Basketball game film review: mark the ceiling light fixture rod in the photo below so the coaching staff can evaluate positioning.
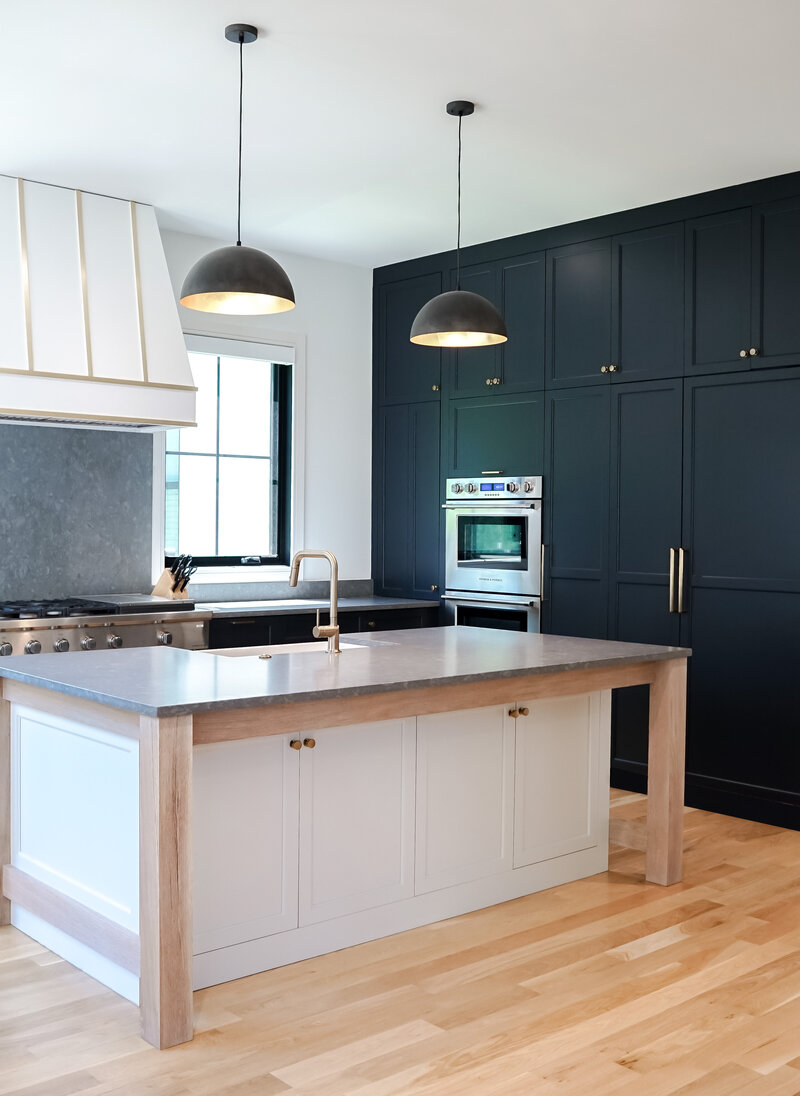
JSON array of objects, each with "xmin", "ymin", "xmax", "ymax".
[
  {"xmin": 236, "ymin": 33, "xmax": 244, "ymax": 246},
  {"xmin": 456, "ymin": 111, "xmax": 462, "ymax": 290}
]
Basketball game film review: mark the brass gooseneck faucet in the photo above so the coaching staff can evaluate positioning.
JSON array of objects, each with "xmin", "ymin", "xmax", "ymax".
[{"xmin": 288, "ymin": 549, "xmax": 340, "ymax": 654}]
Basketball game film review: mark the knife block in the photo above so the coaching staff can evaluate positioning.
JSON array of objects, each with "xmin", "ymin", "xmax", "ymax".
[{"xmin": 151, "ymin": 568, "xmax": 189, "ymax": 599}]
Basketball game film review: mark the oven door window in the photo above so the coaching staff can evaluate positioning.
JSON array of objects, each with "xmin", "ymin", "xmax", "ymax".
[
  {"xmin": 457, "ymin": 514, "xmax": 527, "ymax": 570},
  {"xmin": 456, "ymin": 604, "xmax": 530, "ymax": 631}
]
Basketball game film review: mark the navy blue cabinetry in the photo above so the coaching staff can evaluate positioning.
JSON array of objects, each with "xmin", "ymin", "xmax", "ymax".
[
  {"xmin": 679, "ymin": 369, "xmax": 800, "ymax": 824},
  {"xmin": 685, "ymin": 209, "xmax": 752, "ymax": 375},
  {"xmin": 373, "ymin": 401, "xmax": 441, "ymax": 599},
  {"xmin": 542, "ymin": 386, "xmax": 610, "ymax": 639},
  {"xmin": 376, "ymin": 273, "xmax": 443, "ymax": 404},
  {"xmin": 752, "ymin": 196, "xmax": 800, "ymax": 368},
  {"xmin": 608, "ymin": 380, "xmax": 683, "ymax": 784},
  {"xmin": 546, "ymin": 239, "xmax": 612, "ymax": 388},
  {"xmin": 447, "ymin": 391, "xmax": 544, "ymax": 479},
  {"xmin": 449, "ymin": 253, "xmax": 546, "ymax": 397}
]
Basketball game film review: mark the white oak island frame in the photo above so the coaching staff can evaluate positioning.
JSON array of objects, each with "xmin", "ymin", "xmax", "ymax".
[{"xmin": 0, "ymin": 637, "xmax": 688, "ymax": 1049}]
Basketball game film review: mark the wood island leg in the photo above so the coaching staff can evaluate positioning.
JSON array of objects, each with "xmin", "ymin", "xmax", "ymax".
[
  {"xmin": 0, "ymin": 685, "xmax": 9, "ymax": 926},
  {"xmin": 645, "ymin": 658, "xmax": 688, "ymax": 885},
  {"xmin": 138, "ymin": 714, "xmax": 194, "ymax": 1048}
]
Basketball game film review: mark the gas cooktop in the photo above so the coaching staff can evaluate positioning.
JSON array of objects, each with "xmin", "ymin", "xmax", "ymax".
[{"xmin": 0, "ymin": 595, "xmax": 196, "ymax": 620}]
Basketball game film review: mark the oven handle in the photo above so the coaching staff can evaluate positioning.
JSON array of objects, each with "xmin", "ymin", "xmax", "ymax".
[
  {"xmin": 441, "ymin": 502, "xmax": 540, "ymax": 510},
  {"xmin": 442, "ymin": 594, "xmax": 540, "ymax": 609}
]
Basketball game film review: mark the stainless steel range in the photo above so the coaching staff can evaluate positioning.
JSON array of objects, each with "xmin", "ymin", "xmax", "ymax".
[
  {"xmin": 443, "ymin": 474, "xmax": 543, "ymax": 633},
  {"xmin": 0, "ymin": 598, "xmax": 209, "ymax": 656}
]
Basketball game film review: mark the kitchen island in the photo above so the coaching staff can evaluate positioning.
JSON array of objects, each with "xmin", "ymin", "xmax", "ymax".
[{"xmin": 0, "ymin": 628, "xmax": 689, "ymax": 1049}]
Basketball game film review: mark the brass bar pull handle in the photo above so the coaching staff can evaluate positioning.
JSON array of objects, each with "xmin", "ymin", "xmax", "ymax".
[
  {"xmin": 540, "ymin": 544, "xmax": 547, "ymax": 602},
  {"xmin": 668, "ymin": 548, "xmax": 677, "ymax": 613},
  {"xmin": 481, "ymin": 470, "xmax": 503, "ymax": 476},
  {"xmin": 677, "ymin": 547, "xmax": 687, "ymax": 614}
]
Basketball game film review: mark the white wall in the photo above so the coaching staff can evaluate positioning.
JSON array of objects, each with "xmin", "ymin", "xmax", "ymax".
[{"xmin": 160, "ymin": 228, "xmax": 373, "ymax": 582}]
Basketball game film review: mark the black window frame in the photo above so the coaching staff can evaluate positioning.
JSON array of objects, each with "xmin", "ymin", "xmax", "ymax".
[{"xmin": 165, "ymin": 357, "xmax": 292, "ymax": 570}]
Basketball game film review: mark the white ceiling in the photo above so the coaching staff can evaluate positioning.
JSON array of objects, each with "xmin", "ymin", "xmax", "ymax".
[{"xmin": 3, "ymin": 0, "xmax": 800, "ymax": 268}]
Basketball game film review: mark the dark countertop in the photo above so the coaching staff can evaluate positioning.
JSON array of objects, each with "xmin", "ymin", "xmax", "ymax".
[
  {"xmin": 0, "ymin": 627, "xmax": 690, "ymax": 718},
  {"xmin": 196, "ymin": 596, "xmax": 440, "ymax": 618}
]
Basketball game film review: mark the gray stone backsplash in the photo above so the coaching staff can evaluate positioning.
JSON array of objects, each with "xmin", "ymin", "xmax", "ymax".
[
  {"xmin": 190, "ymin": 578, "xmax": 373, "ymax": 602},
  {"xmin": 0, "ymin": 424, "xmax": 154, "ymax": 600}
]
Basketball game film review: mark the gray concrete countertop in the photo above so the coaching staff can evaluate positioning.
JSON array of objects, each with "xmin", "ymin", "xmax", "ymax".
[
  {"xmin": 0, "ymin": 628, "xmax": 690, "ymax": 719},
  {"xmin": 196, "ymin": 596, "xmax": 440, "ymax": 617}
]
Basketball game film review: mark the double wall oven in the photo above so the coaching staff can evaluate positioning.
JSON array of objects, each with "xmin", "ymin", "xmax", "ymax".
[{"xmin": 443, "ymin": 474, "xmax": 543, "ymax": 633}]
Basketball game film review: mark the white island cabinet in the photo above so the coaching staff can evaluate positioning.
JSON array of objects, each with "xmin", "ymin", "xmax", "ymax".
[
  {"xmin": 0, "ymin": 629, "xmax": 690, "ymax": 1047},
  {"xmin": 191, "ymin": 695, "xmax": 610, "ymax": 990}
]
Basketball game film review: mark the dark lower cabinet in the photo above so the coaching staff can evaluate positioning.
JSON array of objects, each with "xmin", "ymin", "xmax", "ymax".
[
  {"xmin": 209, "ymin": 606, "xmax": 439, "ymax": 649},
  {"xmin": 543, "ymin": 386, "xmax": 610, "ymax": 639},
  {"xmin": 373, "ymin": 401, "xmax": 441, "ymax": 599}
]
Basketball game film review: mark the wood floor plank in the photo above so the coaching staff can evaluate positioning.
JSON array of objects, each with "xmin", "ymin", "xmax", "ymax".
[{"xmin": 5, "ymin": 791, "xmax": 800, "ymax": 1095}]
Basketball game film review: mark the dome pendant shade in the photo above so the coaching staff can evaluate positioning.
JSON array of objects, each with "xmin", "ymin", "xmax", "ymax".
[
  {"xmin": 180, "ymin": 23, "xmax": 295, "ymax": 316},
  {"xmin": 410, "ymin": 289, "xmax": 507, "ymax": 348},
  {"xmin": 180, "ymin": 244, "xmax": 295, "ymax": 315}
]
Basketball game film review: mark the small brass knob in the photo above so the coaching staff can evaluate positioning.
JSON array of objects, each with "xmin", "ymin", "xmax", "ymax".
[
  {"xmin": 600, "ymin": 365, "xmax": 609, "ymax": 373},
  {"xmin": 739, "ymin": 349, "xmax": 748, "ymax": 358},
  {"xmin": 508, "ymin": 708, "xmax": 520, "ymax": 718},
  {"xmin": 303, "ymin": 738, "xmax": 316, "ymax": 749},
  {"xmin": 289, "ymin": 739, "xmax": 302, "ymax": 750},
  {"xmin": 485, "ymin": 377, "xmax": 492, "ymax": 386},
  {"xmin": 430, "ymin": 584, "xmax": 438, "ymax": 591},
  {"xmin": 493, "ymin": 377, "xmax": 501, "ymax": 385},
  {"xmin": 749, "ymin": 347, "xmax": 759, "ymax": 357},
  {"xmin": 368, "ymin": 620, "xmax": 376, "ymax": 628},
  {"xmin": 519, "ymin": 707, "xmax": 530, "ymax": 717},
  {"xmin": 432, "ymin": 384, "xmax": 440, "ymax": 391},
  {"xmin": 608, "ymin": 364, "xmax": 618, "ymax": 373}
]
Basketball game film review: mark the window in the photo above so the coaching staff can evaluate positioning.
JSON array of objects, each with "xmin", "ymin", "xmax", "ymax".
[{"xmin": 164, "ymin": 337, "xmax": 292, "ymax": 567}]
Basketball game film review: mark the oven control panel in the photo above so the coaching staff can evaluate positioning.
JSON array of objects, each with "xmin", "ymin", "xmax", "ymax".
[{"xmin": 446, "ymin": 475, "xmax": 542, "ymax": 501}]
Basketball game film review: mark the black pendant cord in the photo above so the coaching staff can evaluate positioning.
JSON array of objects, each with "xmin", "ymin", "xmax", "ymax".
[
  {"xmin": 236, "ymin": 36, "xmax": 244, "ymax": 247},
  {"xmin": 456, "ymin": 113, "xmax": 462, "ymax": 291}
]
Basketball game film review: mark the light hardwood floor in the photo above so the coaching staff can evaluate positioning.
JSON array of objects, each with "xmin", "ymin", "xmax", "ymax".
[{"xmin": 4, "ymin": 790, "xmax": 800, "ymax": 1095}]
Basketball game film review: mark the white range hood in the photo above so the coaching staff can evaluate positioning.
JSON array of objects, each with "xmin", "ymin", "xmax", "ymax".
[{"xmin": 0, "ymin": 175, "xmax": 196, "ymax": 429}]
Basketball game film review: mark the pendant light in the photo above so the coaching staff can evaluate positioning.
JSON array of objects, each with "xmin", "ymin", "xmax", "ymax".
[
  {"xmin": 180, "ymin": 23, "xmax": 295, "ymax": 316},
  {"xmin": 410, "ymin": 101, "xmax": 507, "ymax": 348}
]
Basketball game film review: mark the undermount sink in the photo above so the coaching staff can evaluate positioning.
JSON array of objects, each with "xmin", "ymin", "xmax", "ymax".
[{"xmin": 207, "ymin": 640, "xmax": 367, "ymax": 658}]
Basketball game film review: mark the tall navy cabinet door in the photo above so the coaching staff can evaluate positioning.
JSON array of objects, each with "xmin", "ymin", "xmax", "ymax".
[
  {"xmin": 611, "ymin": 223, "xmax": 684, "ymax": 382},
  {"xmin": 751, "ymin": 197, "xmax": 800, "ymax": 368},
  {"xmin": 373, "ymin": 402, "xmax": 441, "ymax": 598},
  {"xmin": 546, "ymin": 239, "xmax": 612, "ymax": 387},
  {"xmin": 377, "ymin": 274, "xmax": 443, "ymax": 404},
  {"xmin": 608, "ymin": 380, "xmax": 683, "ymax": 788},
  {"xmin": 682, "ymin": 369, "xmax": 800, "ymax": 824},
  {"xmin": 408, "ymin": 401, "xmax": 442, "ymax": 599},
  {"xmin": 543, "ymin": 386, "xmax": 610, "ymax": 639},
  {"xmin": 373, "ymin": 405, "xmax": 411, "ymax": 596},
  {"xmin": 685, "ymin": 209, "xmax": 752, "ymax": 375},
  {"xmin": 449, "ymin": 264, "xmax": 502, "ymax": 396}
]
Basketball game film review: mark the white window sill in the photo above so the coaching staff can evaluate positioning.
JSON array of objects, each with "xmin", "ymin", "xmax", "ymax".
[{"xmin": 187, "ymin": 566, "xmax": 291, "ymax": 585}]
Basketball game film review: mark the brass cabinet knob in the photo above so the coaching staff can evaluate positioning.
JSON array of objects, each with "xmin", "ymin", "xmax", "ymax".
[
  {"xmin": 508, "ymin": 708, "xmax": 520, "ymax": 718},
  {"xmin": 600, "ymin": 365, "xmax": 609, "ymax": 373},
  {"xmin": 519, "ymin": 706, "xmax": 530, "ymax": 716},
  {"xmin": 303, "ymin": 738, "xmax": 316, "ymax": 749},
  {"xmin": 289, "ymin": 739, "xmax": 302, "ymax": 750},
  {"xmin": 485, "ymin": 377, "xmax": 492, "ymax": 385},
  {"xmin": 432, "ymin": 384, "xmax": 440, "ymax": 391},
  {"xmin": 749, "ymin": 347, "xmax": 759, "ymax": 357},
  {"xmin": 430, "ymin": 584, "xmax": 439, "ymax": 591},
  {"xmin": 739, "ymin": 349, "xmax": 748, "ymax": 358},
  {"xmin": 608, "ymin": 364, "xmax": 618, "ymax": 373},
  {"xmin": 368, "ymin": 620, "xmax": 376, "ymax": 628}
]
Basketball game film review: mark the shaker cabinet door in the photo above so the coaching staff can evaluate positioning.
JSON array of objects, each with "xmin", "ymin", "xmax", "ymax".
[
  {"xmin": 751, "ymin": 197, "xmax": 800, "ymax": 369},
  {"xmin": 546, "ymin": 238, "xmax": 612, "ymax": 387},
  {"xmin": 298, "ymin": 719, "xmax": 416, "ymax": 925},
  {"xmin": 685, "ymin": 208, "xmax": 752, "ymax": 375},
  {"xmin": 377, "ymin": 273, "xmax": 443, "ymax": 404},
  {"xmin": 611, "ymin": 223, "xmax": 684, "ymax": 382}
]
